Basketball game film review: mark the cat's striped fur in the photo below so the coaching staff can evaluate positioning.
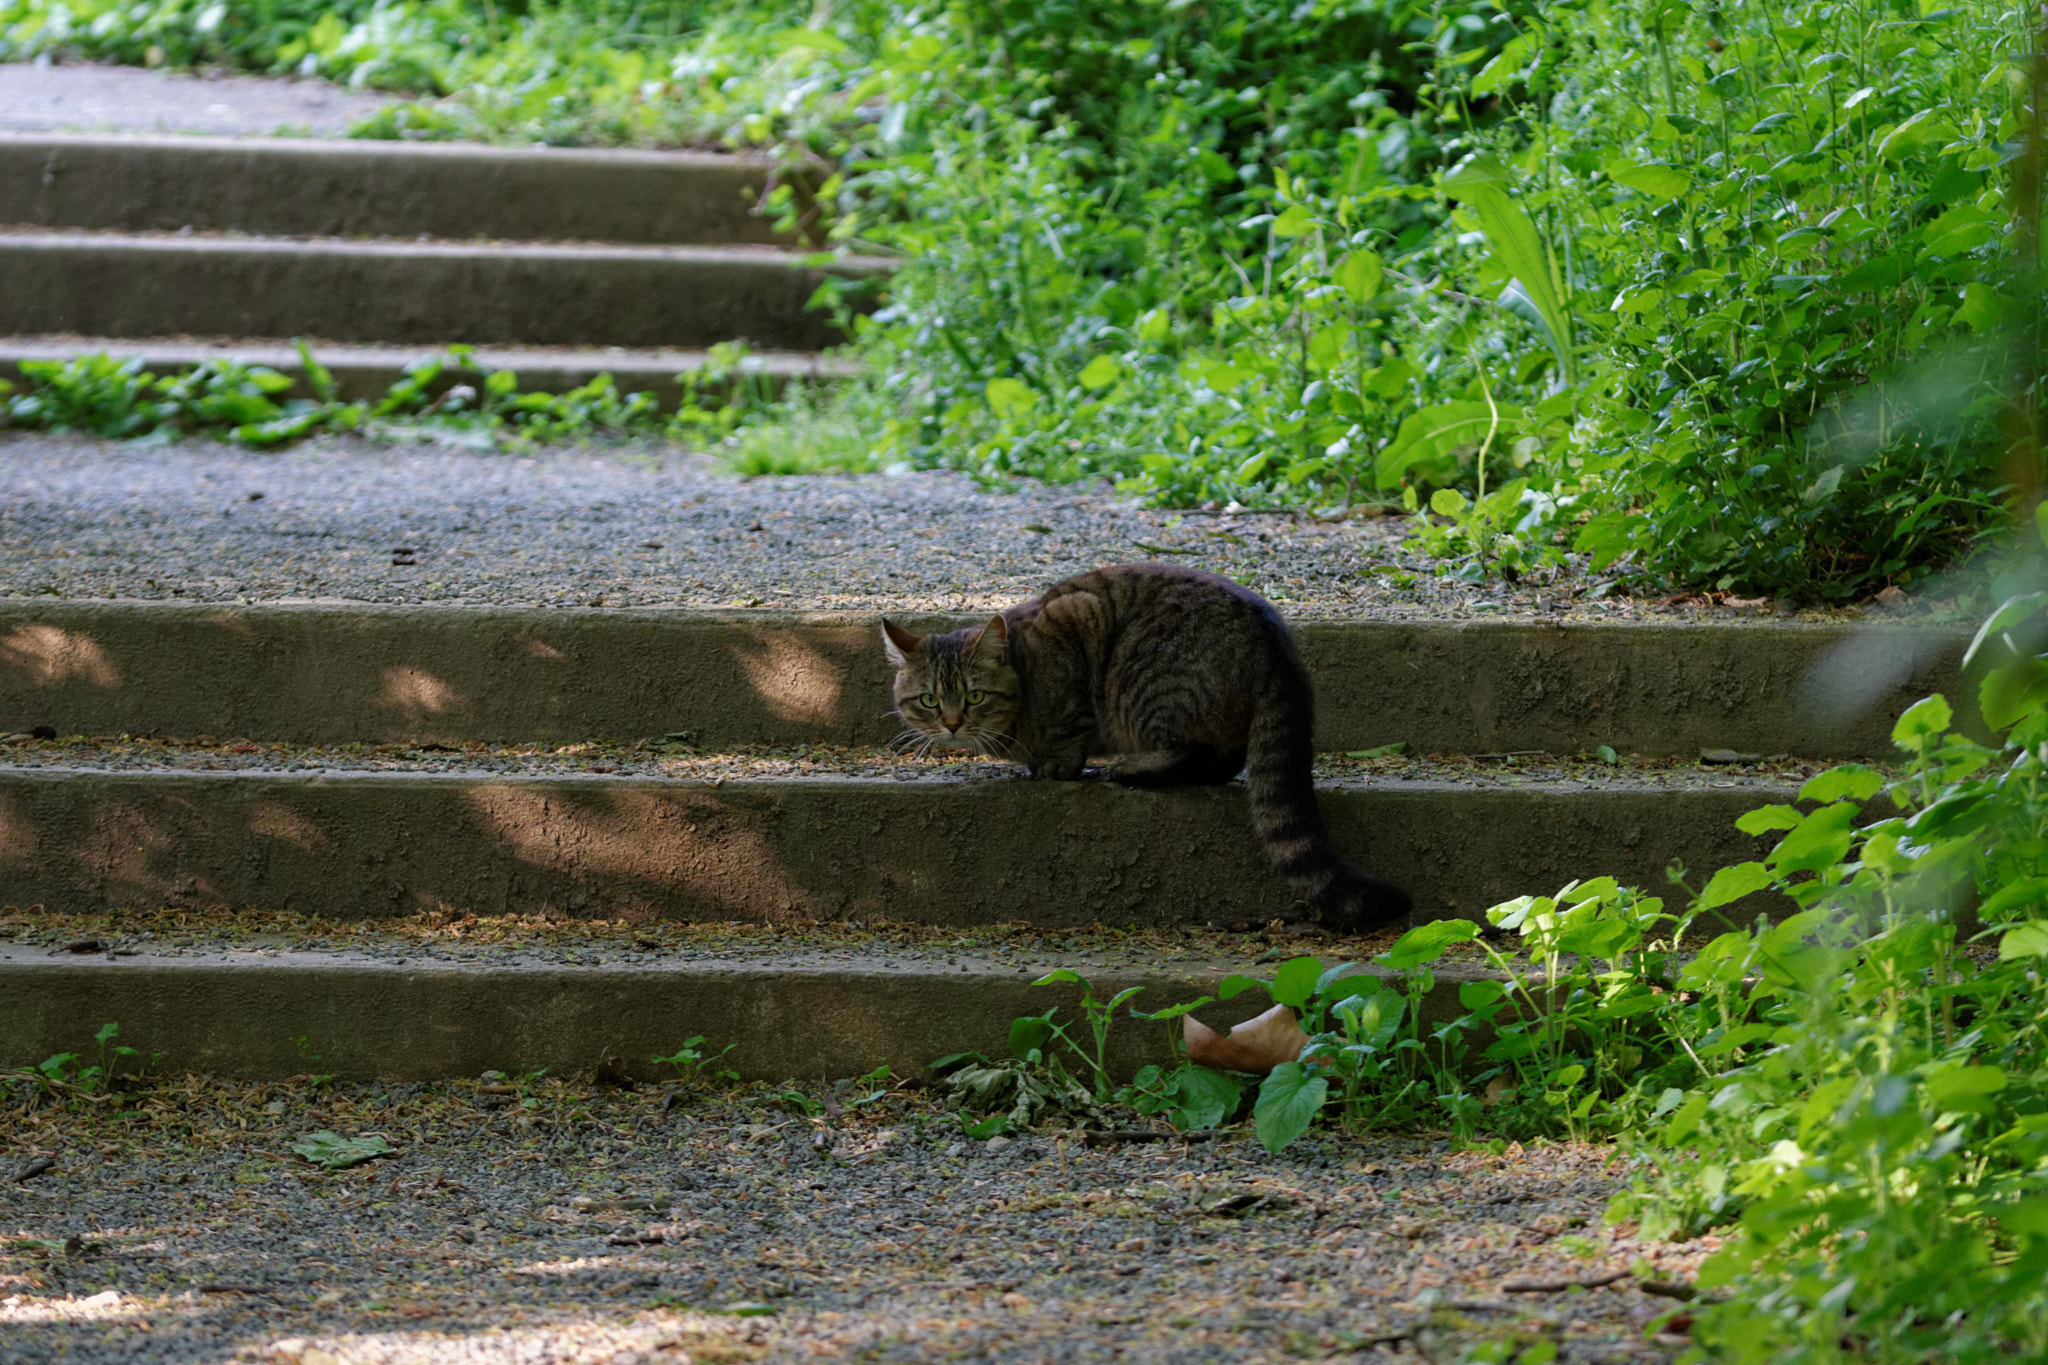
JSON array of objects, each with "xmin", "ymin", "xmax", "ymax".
[{"xmin": 881, "ymin": 563, "xmax": 1412, "ymax": 930}]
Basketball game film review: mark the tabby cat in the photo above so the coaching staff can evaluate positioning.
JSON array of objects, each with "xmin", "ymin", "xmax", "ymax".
[{"xmin": 880, "ymin": 563, "xmax": 1412, "ymax": 930}]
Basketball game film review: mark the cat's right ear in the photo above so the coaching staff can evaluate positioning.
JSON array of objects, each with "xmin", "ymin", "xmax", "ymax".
[{"xmin": 880, "ymin": 617, "xmax": 923, "ymax": 667}]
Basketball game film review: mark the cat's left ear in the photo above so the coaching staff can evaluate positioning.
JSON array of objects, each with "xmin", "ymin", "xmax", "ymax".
[
  {"xmin": 970, "ymin": 614, "xmax": 1008, "ymax": 662},
  {"xmin": 881, "ymin": 617, "xmax": 923, "ymax": 667}
]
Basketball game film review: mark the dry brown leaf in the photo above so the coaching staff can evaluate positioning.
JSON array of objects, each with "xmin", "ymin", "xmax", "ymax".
[{"xmin": 1183, "ymin": 1003, "xmax": 1308, "ymax": 1073}]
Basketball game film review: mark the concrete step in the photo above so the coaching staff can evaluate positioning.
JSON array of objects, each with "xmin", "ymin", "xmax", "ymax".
[
  {"xmin": 0, "ymin": 335, "xmax": 859, "ymax": 407},
  {"xmin": 0, "ymin": 751, "xmax": 1786, "ymax": 927},
  {"xmin": 0, "ymin": 230, "xmax": 887, "ymax": 351},
  {"xmin": 0, "ymin": 920, "xmax": 1489, "ymax": 1082},
  {"xmin": 0, "ymin": 600, "xmax": 1970, "ymax": 757},
  {"xmin": 0, "ymin": 134, "xmax": 804, "ymax": 246}
]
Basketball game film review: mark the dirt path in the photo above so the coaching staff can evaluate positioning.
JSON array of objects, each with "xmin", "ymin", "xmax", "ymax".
[
  {"xmin": 0, "ymin": 62, "xmax": 391, "ymax": 137},
  {"xmin": 0, "ymin": 431, "xmax": 1897, "ymax": 624},
  {"xmin": 1, "ymin": 1075, "xmax": 1704, "ymax": 1364}
]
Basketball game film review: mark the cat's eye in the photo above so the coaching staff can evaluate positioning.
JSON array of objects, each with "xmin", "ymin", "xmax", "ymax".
[
  {"xmin": 966, "ymin": 689, "xmax": 986, "ymax": 705},
  {"xmin": 918, "ymin": 692, "xmax": 939, "ymax": 708}
]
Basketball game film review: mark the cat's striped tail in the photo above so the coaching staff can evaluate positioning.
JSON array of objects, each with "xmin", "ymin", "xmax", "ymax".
[{"xmin": 1244, "ymin": 663, "xmax": 1413, "ymax": 931}]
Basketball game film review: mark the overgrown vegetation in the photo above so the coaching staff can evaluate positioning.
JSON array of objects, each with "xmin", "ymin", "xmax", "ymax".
[
  {"xmin": 2, "ymin": 345, "xmax": 676, "ymax": 445},
  {"xmin": 958, "ymin": 549, "xmax": 2048, "ymax": 1359},
  {"xmin": 6, "ymin": 0, "xmax": 2035, "ymax": 599}
]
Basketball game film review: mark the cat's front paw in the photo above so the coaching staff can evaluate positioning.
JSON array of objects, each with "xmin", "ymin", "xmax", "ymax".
[{"xmin": 1028, "ymin": 759, "xmax": 1087, "ymax": 781}]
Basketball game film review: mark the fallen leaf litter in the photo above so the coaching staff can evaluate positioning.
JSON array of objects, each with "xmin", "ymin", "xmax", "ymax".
[
  {"xmin": 0, "ymin": 731, "xmax": 1843, "ymax": 794},
  {"xmin": 1, "ymin": 1072, "xmax": 1709, "ymax": 1364}
]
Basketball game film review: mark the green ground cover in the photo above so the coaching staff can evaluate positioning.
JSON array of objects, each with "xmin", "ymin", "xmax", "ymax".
[
  {"xmin": 940, "ymin": 546, "xmax": 2048, "ymax": 1363},
  {"xmin": 4, "ymin": 0, "xmax": 2035, "ymax": 603}
]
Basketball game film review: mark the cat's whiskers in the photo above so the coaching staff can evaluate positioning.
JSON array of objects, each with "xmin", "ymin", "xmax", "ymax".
[{"xmin": 975, "ymin": 727, "xmax": 1023, "ymax": 763}]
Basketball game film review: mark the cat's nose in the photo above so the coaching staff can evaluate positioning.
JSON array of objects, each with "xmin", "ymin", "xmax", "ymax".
[{"xmin": 940, "ymin": 711, "xmax": 964, "ymax": 731}]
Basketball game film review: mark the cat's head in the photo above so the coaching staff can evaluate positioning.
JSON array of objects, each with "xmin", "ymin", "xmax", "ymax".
[{"xmin": 880, "ymin": 615, "xmax": 1019, "ymax": 756}]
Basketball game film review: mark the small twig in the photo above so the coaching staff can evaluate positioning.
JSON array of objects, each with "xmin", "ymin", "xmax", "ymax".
[
  {"xmin": 1081, "ymin": 1129, "xmax": 1228, "ymax": 1148},
  {"xmin": 11, "ymin": 1156, "xmax": 54, "ymax": 1183},
  {"xmin": 1639, "ymin": 1279, "xmax": 1730, "ymax": 1303},
  {"xmin": 199, "ymin": 1283, "xmax": 278, "ymax": 1296},
  {"xmin": 1500, "ymin": 1269, "xmax": 1629, "ymax": 1293}
]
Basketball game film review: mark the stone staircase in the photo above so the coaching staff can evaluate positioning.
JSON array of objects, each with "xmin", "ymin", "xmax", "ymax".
[
  {"xmin": 0, "ymin": 119, "xmax": 1978, "ymax": 1085},
  {"xmin": 0, "ymin": 594, "xmax": 1971, "ymax": 1081},
  {"xmin": 0, "ymin": 131, "xmax": 884, "ymax": 403}
]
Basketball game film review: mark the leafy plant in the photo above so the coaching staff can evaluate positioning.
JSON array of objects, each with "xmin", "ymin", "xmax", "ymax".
[
  {"xmin": 290, "ymin": 1034, "xmax": 335, "ymax": 1087},
  {"xmin": 652, "ymin": 1036, "xmax": 738, "ymax": 1087},
  {"xmin": 21, "ymin": 1023, "xmax": 147, "ymax": 1105}
]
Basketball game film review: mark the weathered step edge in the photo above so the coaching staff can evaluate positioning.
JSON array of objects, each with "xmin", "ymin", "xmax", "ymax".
[
  {"xmin": 0, "ymin": 947, "xmax": 1490, "ymax": 1084},
  {"xmin": 0, "ymin": 601, "xmax": 1974, "ymax": 759},
  {"xmin": 0, "ymin": 336, "xmax": 860, "ymax": 408},
  {"xmin": 0, "ymin": 133, "xmax": 812, "ymax": 247},
  {"xmin": 0, "ymin": 768, "xmax": 1783, "ymax": 930},
  {"xmin": 0, "ymin": 233, "xmax": 889, "ymax": 351}
]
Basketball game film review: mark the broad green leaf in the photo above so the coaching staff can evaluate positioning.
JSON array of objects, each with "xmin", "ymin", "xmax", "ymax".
[
  {"xmin": 1735, "ymin": 805, "xmax": 1803, "ymax": 835},
  {"xmin": 1892, "ymin": 695, "xmax": 1952, "ymax": 749},
  {"xmin": 1008, "ymin": 1012, "xmax": 1055, "ymax": 1060},
  {"xmin": 1271, "ymin": 203, "xmax": 1316, "ymax": 237},
  {"xmin": 1769, "ymin": 803, "xmax": 1858, "ymax": 875},
  {"xmin": 1875, "ymin": 108, "xmax": 1951, "ymax": 159},
  {"xmin": 1559, "ymin": 877, "xmax": 1619, "ymax": 906},
  {"xmin": 1696, "ymin": 861, "xmax": 1775, "ymax": 912},
  {"xmin": 963, "ymin": 1113, "xmax": 1009, "ymax": 1139},
  {"xmin": 1468, "ymin": 35, "xmax": 1529, "ymax": 96},
  {"xmin": 1129, "ymin": 996, "xmax": 1214, "ymax": 1022},
  {"xmin": 1430, "ymin": 488, "xmax": 1469, "ymax": 516},
  {"xmin": 291, "ymin": 1131, "xmax": 396, "ymax": 1171},
  {"xmin": 1253, "ymin": 1061, "xmax": 1328, "ymax": 1154},
  {"xmin": 773, "ymin": 26, "xmax": 851, "ymax": 52},
  {"xmin": 1077, "ymin": 355, "xmax": 1122, "ymax": 390},
  {"xmin": 1442, "ymin": 154, "xmax": 1574, "ymax": 380},
  {"xmin": 1662, "ymin": 1091, "xmax": 1710, "ymax": 1145},
  {"xmin": 1957, "ymin": 282, "xmax": 2007, "ymax": 335},
  {"xmin": 1969, "ymin": 593, "xmax": 2048, "ymax": 665},
  {"xmin": 1269, "ymin": 956, "xmax": 1324, "ymax": 1009},
  {"xmin": 1981, "ymin": 659, "xmax": 2048, "ymax": 731},
  {"xmin": 1169, "ymin": 1066, "xmax": 1243, "ymax": 1131},
  {"xmin": 1314, "ymin": 960, "xmax": 1362, "ymax": 995},
  {"xmin": 1217, "ymin": 973, "xmax": 1267, "ymax": 1001},
  {"xmin": 1363, "ymin": 355, "xmax": 1423, "ymax": 400},
  {"xmin": 1334, "ymin": 250, "xmax": 1384, "ymax": 305},
  {"xmin": 1928, "ymin": 1064, "xmax": 2007, "ymax": 1115},
  {"xmin": 2001, "ymin": 1196, "xmax": 2048, "ymax": 1236},
  {"xmin": 1980, "ymin": 877, "xmax": 2048, "ymax": 922},
  {"xmin": 1033, "ymin": 968, "xmax": 1084, "ymax": 987},
  {"xmin": 1998, "ymin": 921, "xmax": 2048, "ymax": 960},
  {"xmin": 1698, "ymin": 1023, "xmax": 1775, "ymax": 1056},
  {"xmin": 1458, "ymin": 979, "xmax": 1506, "ymax": 1012},
  {"xmin": 1378, "ymin": 918, "xmax": 1480, "ymax": 969},
  {"xmin": 1557, "ymin": 916, "xmax": 1633, "ymax": 960},
  {"xmin": 1798, "ymin": 766, "xmax": 1885, "ymax": 804},
  {"xmin": 1376, "ymin": 401, "xmax": 1520, "ymax": 488},
  {"xmin": 985, "ymin": 377, "xmax": 1037, "ymax": 420},
  {"xmin": 1605, "ymin": 157, "xmax": 1692, "ymax": 201}
]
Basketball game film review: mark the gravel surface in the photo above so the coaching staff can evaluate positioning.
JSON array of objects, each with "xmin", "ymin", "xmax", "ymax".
[
  {"xmin": 0, "ymin": 62, "xmax": 392, "ymax": 136},
  {"xmin": 0, "ymin": 902, "xmax": 1441, "ymax": 970},
  {"xmin": 0, "ymin": 432, "xmax": 1905, "ymax": 622},
  {"xmin": 1, "ymin": 1073, "xmax": 1705, "ymax": 1365},
  {"xmin": 0, "ymin": 732, "xmax": 1835, "ymax": 793}
]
